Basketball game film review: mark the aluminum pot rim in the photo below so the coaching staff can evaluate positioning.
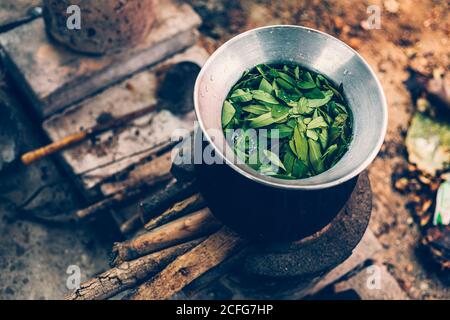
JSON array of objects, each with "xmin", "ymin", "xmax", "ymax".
[{"xmin": 194, "ymin": 25, "xmax": 388, "ymax": 190}]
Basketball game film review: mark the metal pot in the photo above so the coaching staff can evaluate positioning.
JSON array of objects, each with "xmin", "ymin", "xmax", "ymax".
[{"xmin": 194, "ymin": 25, "xmax": 387, "ymax": 190}]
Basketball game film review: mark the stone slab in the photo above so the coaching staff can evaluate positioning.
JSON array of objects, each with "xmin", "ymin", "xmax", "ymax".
[{"xmin": 43, "ymin": 46, "xmax": 209, "ymax": 197}]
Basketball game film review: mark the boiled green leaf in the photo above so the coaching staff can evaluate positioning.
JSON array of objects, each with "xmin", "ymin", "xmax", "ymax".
[{"xmin": 222, "ymin": 100, "xmax": 236, "ymax": 128}]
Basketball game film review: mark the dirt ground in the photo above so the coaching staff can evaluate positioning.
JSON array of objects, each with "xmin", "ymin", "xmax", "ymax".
[{"xmin": 186, "ymin": 0, "xmax": 450, "ymax": 299}]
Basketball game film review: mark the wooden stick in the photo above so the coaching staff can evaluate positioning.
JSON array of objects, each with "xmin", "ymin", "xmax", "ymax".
[
  {"xmin": 139, "ymin": 178, "xmax": 198, "ymax": 222},
  {"xmin": 118, "ymin": 179, "xmax": 199, "ymax": 235},
  {"xmin": 65, "ymin": 239, "xmax": 204, "ymax": 300},
  {"xmin": 144, "ymin": 193, "xmax": 206, "ymax": 231},
  {"xmin": 21, "ymin": 105, "xmax": 157, "ymax": 165},
  {"xmin": 127, "ymin": 227, "xmax": 246, "ymax": 300},
  {"xmin": 75, "ymin": 187, "xmax": 144, "ymax": 220},
  {"xmin": 75, "ymin": 154, "xmax": 174, "ymax": 220},
  {"xmin": 100, "ymin": 151, "xmax": 173, "ymax": 196},
  {"xmin": 21, "ymin": 131, "xmax": 87, "ymax": 165},
  {"xmin": 119, "ymin": 213, "xmax": 143, "ymax": 235},
  {"xmin": 111, "ymin": 208, "xmax": 222, "ymax": 265}
]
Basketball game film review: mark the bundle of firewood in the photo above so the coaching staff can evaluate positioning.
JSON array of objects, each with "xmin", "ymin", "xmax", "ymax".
[
  {"xmin": 64, "ymin": 145, "xmax": 248, "ymax": 300},
  {"xmin": 67, "ymin": 203, "xmax": 245, "ymax": 300}
]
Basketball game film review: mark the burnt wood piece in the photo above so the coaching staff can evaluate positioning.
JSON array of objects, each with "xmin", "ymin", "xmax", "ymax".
[
  {"xmin": 0, "ymin": 0, "xmax": 201, "ymax": 117},
  {"xmin": 118, "ymin": 176, "xmax": 202, "ymax": 235},
  {"xmin": 144, "ymin": 193, "xmax": 206, "ymax": 231},
  {"xmin": 0, "ymin": 0, "xmax": 41, "ymax": 32},
  {"xmin": 127, "ymin": 227, "xmax": 246, "ymax": 300},
  {"xmin": 139, "ymin": 178, "xmax": 199, "ymax": 223},
  {"xmin": 100, "ymin": 151, "xmax": 173, "ymax": 197},
  {"xmin": 74, "ymin": 152, "xmax": 173, "ymax": 220},
  {"xmin": 111, "ymin": 208, "xmax": 222, "ymax": 266},
  {"xmin": 43, "ymin": 0, "xmax": 155, "ymax": 55},
  {"xmin": 65, "ymin": 239, "xmax": 204, "ymax": 300}
]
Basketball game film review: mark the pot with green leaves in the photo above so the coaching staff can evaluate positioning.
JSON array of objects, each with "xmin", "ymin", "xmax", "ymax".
[
  {"xmin": 222, "ymin": 63, "xmax": 353, "ymax": 180},
  {"xmin": 195, "ymin": 25, "xmax": 387, "ymax": 191}
]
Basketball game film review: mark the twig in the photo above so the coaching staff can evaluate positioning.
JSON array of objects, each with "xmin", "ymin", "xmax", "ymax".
[
  {"xmin": 75, "ymin": 187, "xmax": 145, "ymax": 220},
  {"xmin": 144, "ymin": 193, "xmax": 206, "ymax": 231},
  {"xmin": 111, "ymin": 208, "xmax": 222, "ymax": 266}
]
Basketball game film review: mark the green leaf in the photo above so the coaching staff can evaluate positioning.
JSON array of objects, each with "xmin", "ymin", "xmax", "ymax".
[
  {"xmin": 307, "ymin": 116, "xmax": 328, "ymax": 130},
  {"xmin": 308, "ymin": 90, "xmax": 334, "ymax": 108},
  {"xmin": 252, "ymin": 90, "xmax": 279, "ymax": 104},
  {"xmin": 292, "ymin": 125, "xmax": 309, "ymax": 161},
  {"xmin": 283, "ymin": 150, "xmax": 296, "ymax": 174},
  {"xmin": 303, "ymin": 117, "xmax": 312, "ymax": 125},
  {"xmin": 306, "ymin": 129, "xmax": 319, "ymax": 141},
  {"xmin": 322, "ymin": 144, "xmax": 338, "ymax": 161},
  {"xmin": 222, "ymin": 100, "xmax": 236, "ymax": 128},
  {"xmin": 230, "ymin": 89, "xmax": 253, "ymax": 103},
  {"xmin": 287, "ymin": 118, "xmax": 298, "ymax": 128},
  {"xmin": 304, "ymin": 72, "xmax": 315, "ymax": 83},
  {"xmin": 294, "ymin": 66, "xmax": 300, "ymax": 80},
  {"xmin": 294, "ymin": 97, "xmax": 313, "ymax": 115},
  {"xmin": 329, "ymin": 126, "xmax": 343, "ymax": 143},
  {"xmin": 276, "ymin": 89, "xmax": 300, "ymax": 107},
  {"xmin": 297, "ymin": 118, "xmax": 307, "ymax": 132},
  {"xmin": 324, "ymin": 82, "xmax": 344, "ymax": 101},
  {"xmin": 276, "ymin": 78, "xmax": 295, "ymax": 90},
  {"xmin": 271, "ymin": 104, "xmax": 290, "ymax": 120},
  {"xmin": 255, "ymin": 65, "xmax": 266, "ymax": 77},
  {"xmin": 278, "ymin": 72, "xmax": 296, "ymax": 85},
  {"xmin": 304, "ymin": 88, "xmax": 325, "ymax": 99},
  {"xmin": 319, "ymin": 128, "xmax": 328, "ymax": 150},
  {"xmin": 258, "ymin": 163, "xmax": 278, "ymax": 176},
  {"xmin": 308, "ymin": 139, "xmax": 325, "ymax": 173},
  {"xmin": 318, "ymin": 108, "xmax": 333, "ymax": 124},
  {"xmin": 259, "ymin": 78, "xmax": 273, "ymax": 94},
  {"xmin": 242, "ymin": 104, "xmax": 270, "ymax": 115},
  {"xmin": 292, "ymin": 159, "xmax": 310, "ymax": 178},
  {"xmin": 263, "ymin": 149, "xmax": 286, "ymax": 171},
  {"xmin": 275, "ymin": 124, "xmax": 294, "ymax": 138},
  {"xmin": 248, "ymin": 112, "xmax": 275, "ymax": 128},
  {"xmin": 297, "ymin": 81, "xmax": 317, "ymax": 89},
  {"xmin": 334, "ymin": 113, "xmax": 348, "ymax": 127},
  {"xmin": 262, "ymin": 124, "xmax": 294, "ymax": 139}
]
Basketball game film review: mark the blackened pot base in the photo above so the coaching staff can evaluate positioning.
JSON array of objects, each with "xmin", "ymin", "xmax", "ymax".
[
  {"xmin": 196, "ymin": 159, "xmax": 359, "ymax": 242},
  {"xmin": 196, "ymin": 166, "xmax": 371, "ymax": 284},
  {"xmin": 243, "ymin": 171, "xmax": 371, "ymax": 279}
]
